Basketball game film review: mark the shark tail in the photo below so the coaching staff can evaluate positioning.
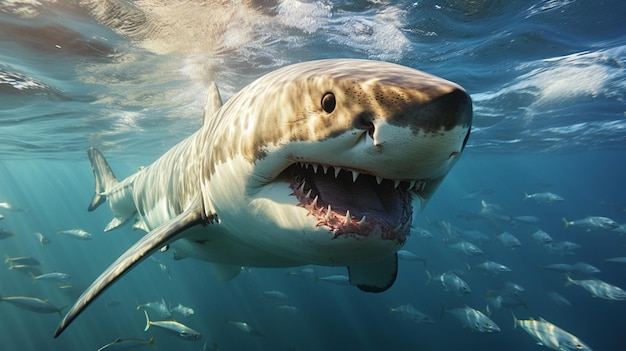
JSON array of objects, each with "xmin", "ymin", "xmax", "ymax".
[
  {"xmin": 144, "ymin": 310, "xmax": 151, "ymax": 332},
  {"xmin": 87, "ymin": 147, "xmax": 118, "ymax": 212}
]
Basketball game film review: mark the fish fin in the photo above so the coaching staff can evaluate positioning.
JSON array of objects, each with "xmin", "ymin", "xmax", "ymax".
[
  {"xmin": 523, "ymin": 192, "xmax": 529, "ymax": 200},
  {"xmin": 54, "ymin": 194, "xmax": 211, "ymax": 338},
  {"xmin": 425, "ymin": 270, "xmax": 433, "ymax": 285},
  {"xmin": 562, "ymin": 217, "xmax": 570, "ymax": 228},
  {"xmin": 144, "ymin": 310, "xmax": 151, "ymax": 331},
  {"xmin": 203, "ymin": 82, "xmax": 223, "ymax": 126},
  {"xmin": 87, "ymin": 147, "xmax": 118, "ymax": 211},
  {"xmin": 564, "ymin": 274, "xmax": 574, "ymax": 287},
  {"xmin": 347, "ymin": 253, "xmax": 397, "ymax": 293},
  {"xmin": 512, "ymin": 312, "xmax": 518, "ymax": 329},
  {"xmin": 104, "ymin": 217, "xmax": 129, "ymax": 232},
  {"xmin": 210, "ymin": 263, "xmax": 241, "ymax": 281},
  {"xmin": 132, "ymin": 217, "xmax": 150, "ymax": 233}
]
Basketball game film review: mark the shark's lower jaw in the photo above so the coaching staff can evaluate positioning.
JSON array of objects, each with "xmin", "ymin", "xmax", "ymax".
[{"xmin": 282, "ymin": 162, "xmax": 416, "ymax": 243}]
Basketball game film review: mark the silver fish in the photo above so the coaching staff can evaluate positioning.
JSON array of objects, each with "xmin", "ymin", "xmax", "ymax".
[
  {"xmin": 0, "ymin": 295, "xmax": 64, "ymax": 317},
  {"xmin": 97, "ymin": 336, "xmax": 155, "ymax": 351},
  {"xmin": 144, "ymin": 311, "xmax": 202, "ymax": 340},
  {"xmin": 442, "ymin": 305, "xmax": 500, "ymax": 332},
  {"xmin": 57, "ymin": 228, "xmax": 93, "ymax": 240},
  {"xmin": 513, "ymin": 315, "xmax": 591, "ymax": 350}
]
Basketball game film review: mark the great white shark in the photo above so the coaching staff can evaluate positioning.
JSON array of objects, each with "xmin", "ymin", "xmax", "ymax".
[{"xmin": 54, "ymin": 59, "xmax": 472, "ymax": 337}]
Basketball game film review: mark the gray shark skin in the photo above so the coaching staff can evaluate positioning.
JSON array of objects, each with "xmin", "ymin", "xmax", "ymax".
[{"xmin": 54, "ymin": 59, "xmax": 472, "ymax": 337}]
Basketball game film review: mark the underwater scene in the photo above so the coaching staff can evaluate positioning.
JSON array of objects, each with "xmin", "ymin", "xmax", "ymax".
[{"xmin": 1, "ymin": 1, "xmax": 625, "ymax": 350}]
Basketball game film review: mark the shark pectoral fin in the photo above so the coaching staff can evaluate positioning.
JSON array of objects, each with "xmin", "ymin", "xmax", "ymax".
[
  {"xmin": 54, "ymin": 194, "xmax": 209, "ymax": 338},
  {"xmin": 348, "ymin": 253, "xmax": 398, "ymax": 293},
  {"xmin": 210, "ymin": 263, "xmax": 241, "ymax": 281},
  {"xmin": 104, "ymin": 217, "xmax": 129, "ymax": 232},
  {"xmin": 87, "ymin": 147, "xmax": 118, "ymax": 211}
]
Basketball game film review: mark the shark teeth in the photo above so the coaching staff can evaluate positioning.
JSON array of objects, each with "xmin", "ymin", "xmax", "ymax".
[{"xmin": 296, "ymin": 162, "xmax": 426, "ymax": 194}]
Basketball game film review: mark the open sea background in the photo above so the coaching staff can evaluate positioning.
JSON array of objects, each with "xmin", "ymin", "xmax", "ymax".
[{"xmin": 1, "ymin": 0, "xmax": 625, "ymax": 350}]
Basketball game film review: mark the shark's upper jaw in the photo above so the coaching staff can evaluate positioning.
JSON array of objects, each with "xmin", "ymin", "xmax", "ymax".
[{"xmin": 284, "ymin": 162, "xmax": 415, "ymax": 242}]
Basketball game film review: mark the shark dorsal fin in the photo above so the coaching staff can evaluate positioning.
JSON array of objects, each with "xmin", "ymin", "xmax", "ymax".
[{"xmin": 203, "ymin": 82, "xmax": 223, "ymax": 126}]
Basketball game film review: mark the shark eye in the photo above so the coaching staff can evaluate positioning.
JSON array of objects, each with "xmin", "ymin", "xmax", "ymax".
[{"xmin": 321, "ymin": 92, "xmax": 336, "ymax": 113}]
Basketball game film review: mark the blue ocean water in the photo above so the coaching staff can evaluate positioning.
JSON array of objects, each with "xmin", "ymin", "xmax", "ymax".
[{"xmin": 0, "ymin": 1, "xmax": 625, "ymax": 350}]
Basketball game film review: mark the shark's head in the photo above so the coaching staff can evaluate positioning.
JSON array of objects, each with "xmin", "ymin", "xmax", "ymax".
[{"xmin": 199, "ymin": 59, "xmax": 471, "ymax": 265}]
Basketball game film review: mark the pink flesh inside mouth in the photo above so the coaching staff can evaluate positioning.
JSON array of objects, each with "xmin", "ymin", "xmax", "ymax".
[{"xmin": 284, "ymin": 162, "xmax": 421, "ymax": 243}]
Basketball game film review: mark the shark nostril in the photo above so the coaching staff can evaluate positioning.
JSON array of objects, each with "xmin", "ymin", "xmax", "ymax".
[{"xmin": 354, "ymin": 112, "xmax": 375, "ymax": 139}]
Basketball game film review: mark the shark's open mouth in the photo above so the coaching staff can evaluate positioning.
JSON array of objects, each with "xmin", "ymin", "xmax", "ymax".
[{"xmin": 283, "ymin": 162, "xmax": 419, "ymax": 242}]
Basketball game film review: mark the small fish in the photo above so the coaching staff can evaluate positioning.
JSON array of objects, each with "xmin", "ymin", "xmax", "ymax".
[
  {"xmin": 426, "ymin": 271, "xmax": 471, "ymax": 295},
  {"xmin": 171, "ymin": 303, "xmax": 194, "ymax": 317},
  {"xmin": 563, "ymin": 216, "xmax": 619, "ymax": 231},
  {"xmin": 144, "ymin": 311, "xmax": 202, "ymax": 340},
  {"xmin": 286, "ymin": 267, "xmax": 316, "ymax": 280},
  {"xmin": 468, "ymin": 261, "xmax": 511, "ymax": 275},
  {"xmin": 523, "ymin": 192, "xmax": 564, "ymax": 204},
  {"xmin": 605, "ymin": 256, "xmax": 626, "ymax": 264},
  {"xmin": 531, "ymin": 229, "xmax": 553, "ymax": 245},
  {"xmin": 441, "ymin": 305, "xmax": 500, "ymax": 332},
  {"xmin": 97, "ymin": 335, "xmax": 155, "ymax": 351},
  {"xmin": 461, "ymin": 230, "xmax": 491, "ymax": 243},
  {"xmin": 136, "ymin": 299, "xmax": 172, "ymax": 319},
  {"xmin": 0, "ymin": 202, "xmax": 26, "ymax": 212},
  {"xmin": 510, "ymin": 216, "xmax": 540, "ymax": 225},
  {"xmin": 513, "ymin": 315, "xmax": 591, "ymax": 350},
  {"xmin": 5, "ymin": 255, "xmax": 41, "ymax": 267},
  {"xmin": 545, "ymin": 241, "xmax": 581, "ymax": 256},
  {"xmin": 32, "ymin": 272, "xmax": 71, "ymax": 283},
  {"xmin": 496, "ymin": 232, "xmax": 522, "ymax": 249},
  {"xmin": 543, "ymin": 263, "xmax": 575, "ymax": 274},
  {"xmin": 389, "ymin": 304, "xmax": 434, "ymax": 324},
  {"xmin": 225, "ymin": 319, "xmax": 264, "ymax": 336},
  {"xmin": 276, "ymin": 304, "xmax": 299, "ymax": 313},
  {"xmin": 0, "ymin": 295, "xmax": 65, "ymax": 317},
  {"xmin": 316, "ymin": 274, "xmax": 350, "ymax": 285},
  {"xmin": 410, "ymin": 227, "xmax": 434, "ymax": 239},
  {"xmin": 565, "ymin": 276, "xmax": 626, "ymax": 300},
  {"xmin": 34, "ymin": 231, "xmax": 51, "ymax": 245},
  {"xmin": 57, "ymin": 228, "xmax": 93, "ymax": 240},
  {"xmin": 571, "ymin": 262, "xmax": 600, "ymax": 275},
  {"xmin": 503, "ymin": 282, "xmax": 525, "ymax": 297},
  {"xmin": 397, "ymin": 249, "xmax": 428, "ymax": 266},
  {"xmin": 7, "ymin": 263, "xmax": 43, "ymax": 277},
  {"xmin": 546, "ymin": 291, "xmax": 571, "ymax": 307},
  {"xmin": 486, "ymin": 294, "xmax": 527, "ymax": 311},
  {"xmin": 263, "ymin": 290, "xmax": 289, "ymax": 300},
  {"xmin": 448, "ymin": 241, "xmax": 483, "ymax": 256},
  {"xmin": 0, "ymin": 228, "xmax": 16, "ymax": 240}
]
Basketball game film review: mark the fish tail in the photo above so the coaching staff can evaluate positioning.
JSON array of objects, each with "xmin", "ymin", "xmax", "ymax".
[
  {"xmin": 148, "ymin": 334, "xmax": 156, "ymax": 345},
  {"xmin": 512, "ymin": 312, "xmax": 518, "ymax": 329},
  {"xmin": 564, "ymin": 274, "xmax": 574, "ymax": 287},
  {"xmin": 86, "ymin": 147, "xmax": 119, "ymax": 212},
  {"xmin": 439, "ymin": 304, "xmax": 446, "ymax": 320},
  {"xmin": 562, "ymin": 217, "xmax": 570, "ymax": 228},
  {"xmin": 425, "ymin": 270, "xmax": 433, "ymax": 285},
  {"xmin": 465, "ymin": 262, "xmax": 471, "ymax": 271},
  {"xmin": 144, "ymin": 310, "xmax": 151, "ymax": 332},
  {"xmin": 4, "ymin": 254, "xmax": 10, "ymax": 264},
  {"xmin": 420, "ymin": 257, "xmax": 428, "ymax": 269},
  {"xmin": 523, "ymin": 192, "xmax": 529, "ymax": 200}
]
